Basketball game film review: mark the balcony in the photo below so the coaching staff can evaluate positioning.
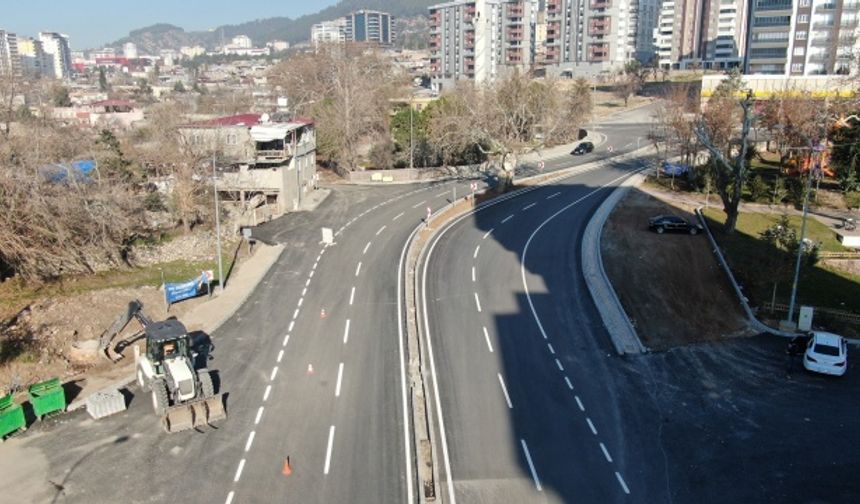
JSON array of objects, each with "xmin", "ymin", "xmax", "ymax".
[
  {"xmin": 588, "ymin": 18, "xmax": 612, "ymax": 36},
  {"xmin": 810, "ymin": 36, "xmax": 832, "ymax": 46},
  {"xmin": 590, "ymin": 0, "xmax": 611, "ymax": 8},
  {"xmin": 255, "ymin": 149, "xmax": 292, "ymax": 164}
]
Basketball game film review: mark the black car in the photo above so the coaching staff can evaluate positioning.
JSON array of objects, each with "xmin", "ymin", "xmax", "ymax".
[
  {"xmin": 648, "ymin": 215, "xmax": 702, "ymax": 235},
  {"xmin": 571, "ymin": 141, "xmax": 594, "ymax": 155}
]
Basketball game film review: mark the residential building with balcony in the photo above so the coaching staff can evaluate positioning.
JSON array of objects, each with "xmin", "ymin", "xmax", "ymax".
[
  {"xmin": 344, "ymin": 10, "xmax": 395, "ymax": 45},
  {"xmin": 654, "ymin": 0, "xmax": 747, "ymax": 70},
  {"xmin": 179, "ymin": 113, "xmax": 317, "ymax": 220},
  {"xmin": 39, "ymin": 31, "xmax": 72, "ymax": 79},
  {"xmin": 312, "ymin": 19, "xmax": 348, "ymax": 46},
  {"xmin": 0, "ymin": 30, "xmax": 20, "ymax": 76},
  {"xmin": 429, "ymin": 0, "xmax": 538, "ymax": 90}
]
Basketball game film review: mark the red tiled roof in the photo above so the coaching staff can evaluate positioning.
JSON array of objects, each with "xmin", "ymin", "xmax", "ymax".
[{"xmin": 197, "ymin": 113, "xmax": 262, "ymax": 127}]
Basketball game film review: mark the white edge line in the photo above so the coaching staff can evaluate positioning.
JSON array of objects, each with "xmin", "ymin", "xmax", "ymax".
[
  {"xmin": 396, "ymin": 223, "xmax": 418, "ymax": 504},
  {"xmin": 520, "ymin": 439, "xmax": 542, "ymax": 492}
]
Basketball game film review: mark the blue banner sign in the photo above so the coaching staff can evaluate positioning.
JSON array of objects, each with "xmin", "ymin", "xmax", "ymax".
[{"xmin": 165, "ymin": 272, "xmax": 209, "ymax": 305}]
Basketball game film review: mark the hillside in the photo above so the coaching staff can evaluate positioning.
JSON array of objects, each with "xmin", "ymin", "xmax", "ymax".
[{"xmin": 108, "ymin": 0, "xmax": 436, "ymax": 52}]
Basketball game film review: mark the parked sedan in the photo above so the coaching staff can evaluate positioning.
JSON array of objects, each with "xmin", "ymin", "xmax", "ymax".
[
  {"xmin": 803, "ymin": 331, "xmax": 848, "ymax": 376},
  {"xmin": 648, "ymin": 215, "xmax": 702, "ymax": 235},
  {"xmin": 571, "ymin": 141, "xmax": 594, "ymax": 155}
]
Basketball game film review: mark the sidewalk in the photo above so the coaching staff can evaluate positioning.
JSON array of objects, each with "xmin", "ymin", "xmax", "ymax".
[{"xmin": 67, "ymin": 242, "xmax": 285, "ymax": 411}]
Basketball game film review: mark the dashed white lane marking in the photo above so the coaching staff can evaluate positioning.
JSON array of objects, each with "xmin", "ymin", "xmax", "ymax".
[
  {"xmin": 297, "ymin": 297, "xmax": 304, "ymax": 307},
  {"xmin": 547, "ymin": 192, "xmax": 561, "ymax": 199},
  {"xmin": 474, "ymin": 292, "xmax": 482, "ymax": 313},
  {"xmin": 523, "ymin": 202, "xmax": 537, "ymax": 211},
  {"xmin": 586, "ymin": 418, "xmax": 598, "ymax": 435},
  {"xmin": 376, "ymin": 225, "xmax": 386, "ymax": 236},
  {"xmin": 483, "ymin": 229, "xmax": 494, "ymax": 240},
  {"xmin": 547, "ymin": 343, "xmax": 555, "ymax": 355},
  {"xmin": 501, "ymin": 214, "xmax": 514, "ymax": 224},
  {"xmin": 305, "ymin": 278, "xmax": 311, "ymax": 287},
  {"xmin": 483, "ymin": 327, "xmax": 494, "ymax": 353},
  {"xmin": 225, "ymin": 491, "xmax": 234, "ymax": 504},
  {"xmin": 355, "ymin": 262, "xmax": 362, "ymax": 277},
  {"xmin": 393, "ymin": 211, "xmax": 405, "ymax": 221},
  {"xmin": 335, "ymin": 362, "xmax": 344, "ymax": 397},
  {"xmin": 263, "ymin": 385, "xmax": 271, "ymax": 402},
  {"xmin": 520, "ymin": 439, "xmax": 542, "ymax": 492},
  {"xmin": 255, "ymin": 406, "xmax": 264, "ymax": 425},
  {"xmin": 349, "ymin": 286, "xmax": 356, "ymax": 305},
  {"xmin": 317, "ymin": 253, "xmax": 322, "ymax": 261},
  {"xmin": 471, "ymin": 267, "xmax": 476, "ymax": 282},
  {"xmin": 270, "ymin": 366, "xmax": 279, "ymax": 381},
  {"xmin": 363, "ymin": 241, "xmax": 372, "ymax": 254},
  {"xmin": 473, "ymin": 245, "xmax": 480, "ymax": 258},
  {"xmin": 615, "ymin": 472, "xmax": 630, "ymax": 494},
  {"xmin": 292, "ymin": 309, "xmax": 300, "ymax": 320},
  {"xmin": 288, "ymin": 321, "xmax": 294, "ymax": 332},
  {"xmin": 436, "ymin": 191, "xmax": 449, "ymax": 197},
  {"xmin": 412, "ymin": 200, "xmax": 427, "ymax": 208},
  {"xmin": 555, "ymin": 358, "xmax": 564, "ymax": 371},
  {"xmin": 302, "ymin": 287, "xmax": 307, "ymax": 297},
  {"xmin": 575, "ymin": 396, "xmax": 585, "ymax": 412},
  {"xmin": 234, "ymin": 459, "xmax": 246, "ymax": 482},
  {"xmin": 343, "ymin": 319, "xmax": 351, "ymax": 344},
  {"xmin": 245, "ymin": 431, "xmax": 256, "ymax": 452},
  {"xmin": 313, "ymin": 261, "xmax": 318, "ymax": 269},
  {"xmin": 277, "ymin": 350, "xmax": 284, "ymax": 363},
  {"xmin": 283, "ymin": 334, "xmax": 290, "ymax": 346},
  {"xmin": 497, "ymin": 373, "xmax": 513, "ymax": 409},
  {"xmin": 324, "ymin": 425, "xmax": 336, "ymax": 475},
  {"xmin": 564, "ymin": 376, "xmax": 574, "ymax": 390},
  {"xmin": 600, "ymin": 442, "xmax": 613, "ymax": 463}
]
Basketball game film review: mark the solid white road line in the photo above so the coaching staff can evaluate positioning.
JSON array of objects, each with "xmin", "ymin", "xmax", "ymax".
[
  {"xmin": 234, "ymin": 459, "xmax": 246, "ymax": 482},
  {"xmin": 615, "ymin": 472, "xmax": 630, "ymax": 494},
  {"xmin": 282, "ymin": 334, "xmax": 290, "ymax": 347},
  {"xmin": 483, "ymin": 326, "xmax": 494, "ymax": 353},
  {"xmin": 343, "ymin": 319, "xmax": 351, "ymax": 344},
  {"xmin": 600, "ymin": 442, "xmax": 613, "ymax": 463},
  {"xmin": 397, "ymin": 226, "xmax": 420, "ymax": 504},
  {"xmin": 497, "ymin": 373, "xmax": 513, "ymax": 409},
  {"xmin": 413, "ymin": 200, "xmax": 427, "ymax": 208},
  {"xmin": 523, "ymin": 202, "xmax": 537, "ymax": 210},
  {"xmin": 335, "ymin": 362, "xmax": 344, "ymax": 397},
  {"xmin": 270, "ymin": 366, "xmax": 278, "ymax": 381},
  {"xmin": 547, "ymin": 192, "xmax": 561, "ymax": 199},
  {"xmin": 586, "ymin": 418, "xmax": 597, "ymax": 435},
  {"xmin": 501, "ymin": 214, "xmax": 514, "ymax": 223},
  {"xmin": 263, "ymin": 385, "xmax": 271, "ymax": 402},
  {"xmin": 255, "ymin": 407, "xmax": 264, "ymax": 425},
  {"xmin": 483, "ymin": 229, "xmax": 494, "ymax": 239},
  {"xmin": 575, "ymin": 396, "xmax": 585, "ymax": 412},
  {"xmin": 520, "ymin": 439, "xmax": 542, "ymax": 492},
  {"xmin": 355, "ymin": 262, "xmax": 362, "ymax": 277},
  {"xmin": 474, "ymin": 292, "xmax": 482, "ymax": 313},
  {"xmin": 393, "ymin": 211, "xmax": 404, "ymax": 220},
  {"xmin": 471, "ymin": 267, "xmax": 476, "ymax": 282},
  {"xmin": 225, "ymin": 491, "xmax": 234, "ymax": 504},
  {"xmin": 324, "ymin": 425, "xmax": 336, "ymax": 475},
  {"xmin": 376, "ymin": 225, "xmax": 386, "ymax": 236},
  {"xmin": 555, "ymin": 358, "xmax": 564, "ymax": 371},
  {"xmin": 564, "ymin": 376, "xmax": 574, "ymax": 390},
  {"xmin": 288, "ymin": 321, "xmax": 294, "ymax": 332},
  {"xmin": 349, "ymin": 286, "xmax": 356, "ymax": 305},
  {"xmin": 277, "ymin": 349, "xmax": 284, "ymax": 363},
  {"xmin": 473, "ymin": 245, "xmax": 480, "ymax": 258},
  {"xmin": 245, "ymin": 431, "xmax": 256, "ymax": 452},
  {"xmin": 364, "ymin": 241, "xmax": 372, "ymax": 254}
]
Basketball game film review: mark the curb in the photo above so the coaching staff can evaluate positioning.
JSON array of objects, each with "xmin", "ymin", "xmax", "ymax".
[
  {"xmin": 68, "ymin": 244, "xmax": 286, "ymax": 412},
  {"xmin": 582, "ymin": 172, "xmax": 649, "ymax": 355}
]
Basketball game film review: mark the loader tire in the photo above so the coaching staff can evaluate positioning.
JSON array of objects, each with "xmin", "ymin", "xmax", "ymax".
[
  {"xmin": 198, "ymin": 370, "xmax": 215, "ymax": 398},
  {"xmin": 151, "ymin": 379, "xmax": 169, "ymax": 416}
]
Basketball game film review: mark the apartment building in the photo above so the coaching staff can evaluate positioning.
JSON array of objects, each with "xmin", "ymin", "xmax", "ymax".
[
  {"xmin": 39, "ymin": 31, "xmax": 72, "ymax": 79},
  {"xmin": 344, "ymin": 10, "xmax": 395, "ymax": 45},
  {"xmin": 311, "ymin": 19, "xmax": 348, "ymax": 46},
  {"xmin": 700, "ymin": 0, "xmax": 749, "ymax": 68},
  {"xmin": 654, "ymin": 0, "xmax": 747, "ymax": 70},
  {"xmin": 0, "ymin": 30, "xmax": 20, "ymax": 76},
  {"xmin": 429, "ymin": 0, "xmax": 538, "ymax": 90},
  {"xmin": 17, "ymin": 37, "xmax": 51, "ymax": 78}
]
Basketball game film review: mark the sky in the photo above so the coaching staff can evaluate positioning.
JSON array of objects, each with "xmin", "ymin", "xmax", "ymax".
[{"xmin": 3, "ymin": 0, "xmax": 339, "ymax": 49}]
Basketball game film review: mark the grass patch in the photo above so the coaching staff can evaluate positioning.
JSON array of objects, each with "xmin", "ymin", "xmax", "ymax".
[
  {"xmin": 703, "ymin": 209, "xmax": 860, "ymax": 314},
  {"xmin": 0, "ymin": 252, "xmax": 236, "ymax": 321}
]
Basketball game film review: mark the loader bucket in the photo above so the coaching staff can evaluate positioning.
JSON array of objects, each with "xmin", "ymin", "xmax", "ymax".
[{"xmin": 161, "ymin": 394, "xmax": 226, "ymax": 433}]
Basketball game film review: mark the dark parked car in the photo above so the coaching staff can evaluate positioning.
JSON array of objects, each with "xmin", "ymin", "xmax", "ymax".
[
  {"xmin": 648, "ymin": 215, "xmax": 702, "ymax": 235},
  {"xmin": 571, "ymin": 141, "xmax": 594, "ymax": 155}
]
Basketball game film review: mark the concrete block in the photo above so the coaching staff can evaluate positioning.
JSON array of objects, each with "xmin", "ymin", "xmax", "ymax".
[{"xmin": 86, "ymin": 388, "xmax": 126, "ymax": 420}]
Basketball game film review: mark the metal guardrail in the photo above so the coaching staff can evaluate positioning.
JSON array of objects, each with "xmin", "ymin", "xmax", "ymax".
[{"xmin": 769, "ymin": 303, "xmax": 860, "ymax": 323}]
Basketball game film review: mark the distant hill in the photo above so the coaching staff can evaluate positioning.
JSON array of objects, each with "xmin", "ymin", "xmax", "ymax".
[{"xmin": 107, "ymin": 0, "xmax": 437, "ymax": 52}]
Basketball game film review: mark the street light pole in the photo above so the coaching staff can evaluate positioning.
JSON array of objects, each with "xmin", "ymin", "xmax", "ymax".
[
  {"xmin": 213, "ymin": 149, "xmax": 224, "ymax": 293},
  {"xmin": 786, "ymin": 145, "xmax": 821, "ymax": 325}
]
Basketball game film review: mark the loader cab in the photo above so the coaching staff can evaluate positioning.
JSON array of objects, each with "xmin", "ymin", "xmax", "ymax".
[{"xmin": 145, "ymin": 320, "xmax": 190, "ymax": 373}]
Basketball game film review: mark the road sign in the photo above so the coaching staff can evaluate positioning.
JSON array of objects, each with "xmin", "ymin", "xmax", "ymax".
[{"xmin": 321, "ymin": 227, "xmax": 334, "ymax": 245}]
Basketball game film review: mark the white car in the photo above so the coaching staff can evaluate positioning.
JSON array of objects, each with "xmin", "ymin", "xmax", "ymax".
[{"xmin": 803, "ymin": 332, "xmax": 848, "ymax": 376}]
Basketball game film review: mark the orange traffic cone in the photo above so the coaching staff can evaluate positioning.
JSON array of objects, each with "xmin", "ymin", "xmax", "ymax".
[{"xmin": 282, "ymin": 457, "xmax": 292, "ymax": 476}]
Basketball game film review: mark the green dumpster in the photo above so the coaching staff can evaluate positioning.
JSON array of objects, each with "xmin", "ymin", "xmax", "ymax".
[
  {"xmin": 0, "ymin": 394, "xmax": 26, "ymax": 440},
  {"xmin": 28, "ymin": 378, "xmax": 66, "ymax": 420}
]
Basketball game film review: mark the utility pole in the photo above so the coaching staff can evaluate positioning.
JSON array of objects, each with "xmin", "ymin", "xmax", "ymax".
[
  {"xmin": 213, "ymin": 133, "xmax": 224, "ymax": 293},
  {"xmin": 409, "ymin": 102, "xmax": 415, "ymax": 170},
  {"xmin": 786, "ymin": 143, "xmax": 822, "ymax": 326}
]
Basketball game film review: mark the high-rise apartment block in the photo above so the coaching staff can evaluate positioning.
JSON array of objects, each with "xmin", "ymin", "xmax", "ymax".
[
  {"xmin": 312, "ymin": 19, "xmax": 348, "ymax": 46},
  {"xmin": 653, "ymin": 0, "xmax": 748, "ymax": 70},
  {"xmin": 344, "ymin": 10, "xmax": 395, "ymax": 45},
  {"xmin": 0, "ymin": 30, "xmax": 20, "ymax": 76},
  {"xmin": 39, "ymin": 31, "xmax": 72, "ymax": 79}
]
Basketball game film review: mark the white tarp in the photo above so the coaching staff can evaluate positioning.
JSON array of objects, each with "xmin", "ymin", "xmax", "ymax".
[{"xmin": 250, "ymin": 124, "xmax": 293, "ymax": 142}]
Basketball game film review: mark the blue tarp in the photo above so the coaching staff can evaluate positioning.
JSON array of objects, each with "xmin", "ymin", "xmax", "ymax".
[
  {"xmin": 40, "ymin": 160, "xmax": 97, "ymax": 184},
  {"xmin": 661, "ymin": 162, "xmax": 690, "ymax": 177},
  {"xmin": 165, "ymin": 273, "xmax": 209, "ymax": 305}
]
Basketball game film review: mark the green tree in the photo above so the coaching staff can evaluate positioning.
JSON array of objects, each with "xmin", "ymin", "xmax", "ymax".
[
  {"xmin": 173, "ymin": 81, "xmax": 187, "ymax": 93},
  {"xmin": 52, "ymin": 85, "xmax": 72, "ymax": 107}
]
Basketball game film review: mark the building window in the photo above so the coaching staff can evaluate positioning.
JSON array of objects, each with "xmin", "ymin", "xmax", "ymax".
[
  {"xmin": 226, "ymin": 133, "xmax": 237, "ymax": 145},
  {"xmin": 798, "ymin": 14, "xmax": 809, "ymax": 24},
  {"xmin": 795, "ymin": 31, "xmax": 807, "ymax": 40},
  {"xmin": 791, "ymin": 63, "xmax": 804, "ymax": 73},
  {"xmin": 799, "ymin": 0, "xmax": 811, "ymax": 6},
  {"xmin": 793, "ymin": 46, "xmax": 805, "ymax": 56}
]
